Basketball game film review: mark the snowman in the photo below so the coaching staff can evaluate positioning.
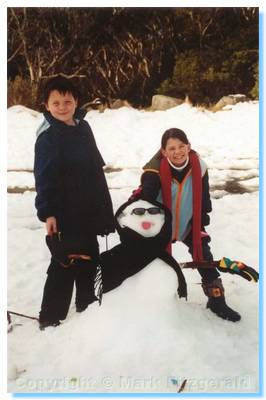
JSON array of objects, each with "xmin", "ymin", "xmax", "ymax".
[{"xmin": 96, "ymin": 199, "xmax": 187, "ymax": 301}]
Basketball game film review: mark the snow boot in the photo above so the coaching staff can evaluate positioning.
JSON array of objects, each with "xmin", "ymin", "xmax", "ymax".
[
  {"xmin": 76, "ymin": 304, "xmax": 88, "ymax": 313},
  {"xmin": 202, "ymin": 278, "xmax": 241, "ymax": 322},
  {"xmin": 39, "ymin": 320, "xmax": 61, "ymax": 331},
  {"xmin": 76, "ymin": 295, "xmax": 98, "ymax": 313}
]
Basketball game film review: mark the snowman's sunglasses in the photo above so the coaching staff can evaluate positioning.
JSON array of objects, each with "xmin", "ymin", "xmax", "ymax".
[{"xmin": 131, "ymin": 207, "xmax": 162, "ymax": 216}]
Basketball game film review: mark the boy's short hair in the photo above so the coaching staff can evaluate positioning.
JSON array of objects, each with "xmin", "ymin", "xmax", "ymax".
[{"xmin": 42, "ymin": 75, "xmax": 79, "ymax": 104}]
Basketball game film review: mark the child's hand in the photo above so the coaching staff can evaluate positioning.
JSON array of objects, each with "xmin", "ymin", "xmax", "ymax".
[{"xmin": 46, "ymin": 217, "xmax": 57, "ymax": 236}]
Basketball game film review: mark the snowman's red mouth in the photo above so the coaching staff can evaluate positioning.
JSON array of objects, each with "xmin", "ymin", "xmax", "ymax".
[{"xmin": 141, "ymin": 221, "xmax": 152, "ymax": 230}]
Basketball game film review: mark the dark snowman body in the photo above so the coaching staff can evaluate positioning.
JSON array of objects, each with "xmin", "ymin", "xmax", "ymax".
[{"xmin": 99, "ymin": 199, "xmax": 187, "ymax": 298}]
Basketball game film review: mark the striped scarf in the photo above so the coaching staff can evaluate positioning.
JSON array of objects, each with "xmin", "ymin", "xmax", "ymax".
[{"xmin": 159, "ymin": 150, "xmax": 203, "ymax": 261}]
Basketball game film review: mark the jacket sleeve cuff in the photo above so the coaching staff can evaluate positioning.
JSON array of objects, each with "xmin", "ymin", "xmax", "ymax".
[{"xmin": 37, "ymin": 208, "xmax": 56, "ymax": 222}]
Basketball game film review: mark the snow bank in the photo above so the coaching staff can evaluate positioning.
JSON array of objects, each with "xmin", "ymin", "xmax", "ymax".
[{"xmin": 7, "ymin": 102, "xmax": 259, "ymax": 394}]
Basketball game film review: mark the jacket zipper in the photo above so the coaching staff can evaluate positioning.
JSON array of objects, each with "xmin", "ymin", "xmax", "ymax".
[{"xmin": 172, "ymin": 170, "xmax": 191, "ymax": 241}]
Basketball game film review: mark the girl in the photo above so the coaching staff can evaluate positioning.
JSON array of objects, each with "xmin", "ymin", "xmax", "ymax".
[{"xmin": 139, "ymin": 128, "xmax": 240, "ymax": 322}]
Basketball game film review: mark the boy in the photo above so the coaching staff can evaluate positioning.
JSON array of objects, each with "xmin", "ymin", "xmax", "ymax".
[{"xmin": 34, "ymin": 76, "xmax": 115, "ymax": 330}]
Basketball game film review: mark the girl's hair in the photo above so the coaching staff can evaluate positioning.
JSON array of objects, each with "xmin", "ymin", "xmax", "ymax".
[
  {"xmin": 42, "ymin": 75, "xmax": 79, "ymax": 104},
  {"xmin": 161, "ymin": 128, "xmax": 189, "ymax": 149}
]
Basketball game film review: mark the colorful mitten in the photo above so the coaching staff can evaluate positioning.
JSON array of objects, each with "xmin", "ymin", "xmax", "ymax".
[{"xmin": 218, "ymin": 257, "xmax": 259, "ymax": 282}]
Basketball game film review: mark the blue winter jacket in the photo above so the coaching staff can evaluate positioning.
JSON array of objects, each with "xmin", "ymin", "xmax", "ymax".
[{"xmin": 34, "ymin": 109, "xmax": 115, "ymax": 236}]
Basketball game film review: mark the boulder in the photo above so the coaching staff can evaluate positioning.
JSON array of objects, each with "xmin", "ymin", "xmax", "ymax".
[
  {"xmin": 213, "ymin": 94, "xmax": 248, "ymax": 112},
  {"xmin": 82, "ymin": 98, "xmax": 106, "ymax": 112},
  {"xmin": 150, "ymin": 95, "xmax": 183, "ymax": 111},
  {"xmin": 83, "ymin": 98, "xmax": 132, "ymax": 112},
  {"xmin": 110, "ymin": 99, "xmax": 132, "ymax": 109}
]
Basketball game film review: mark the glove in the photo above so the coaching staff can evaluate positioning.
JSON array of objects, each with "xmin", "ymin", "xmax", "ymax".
[
  {"xmin": 46, "ymin": 233, "xmax": 92, "ymax": 268},
  {"xmin": 128, "ymin": 185, "xmax": 143, "ymax": 201},
  {"xmin": 218, "ymin": 257, "xmax": 259, "ymax": 282}
]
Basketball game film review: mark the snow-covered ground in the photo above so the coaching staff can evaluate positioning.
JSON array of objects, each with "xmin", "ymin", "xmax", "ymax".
[{"xmin": 7, "ymin": 102, "xmax": 260, "ymax": 394}]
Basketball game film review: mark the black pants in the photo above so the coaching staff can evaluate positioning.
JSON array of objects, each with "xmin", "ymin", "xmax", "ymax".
[
  {"xmin": 39, "ymin": 239, "xmax": 99, "ymax": 322},
  {"xmin": 182, "ymin": 231, "xmax": 220, "ymax": 284}
]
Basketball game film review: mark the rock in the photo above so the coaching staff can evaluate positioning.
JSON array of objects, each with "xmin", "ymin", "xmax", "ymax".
[
  {"xmin": 150, "ymin": 95, "xmax": 183, "ymax": 111},
  {"xmin": 213, "ymin": 94, "xmax": 248, "ymax": 111},
  {"xmin": 82, "ymin": 98, "xmax": 105, "ymax": 112},
  {"xmin": 110, "ymin": 99, "xmax": 132, "ymax": 109},
  {"xmin": 82, "ymin": 98, "xmax": 132, "ymax": 112}
]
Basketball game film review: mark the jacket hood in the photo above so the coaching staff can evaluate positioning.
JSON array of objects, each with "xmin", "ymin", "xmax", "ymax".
[{"xmin": 36, "ymin": 108, "xmax": 87, "ymax": 138}]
